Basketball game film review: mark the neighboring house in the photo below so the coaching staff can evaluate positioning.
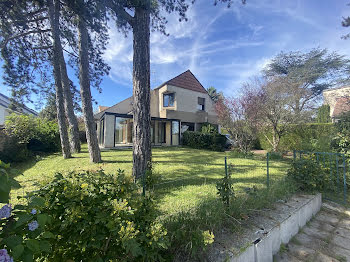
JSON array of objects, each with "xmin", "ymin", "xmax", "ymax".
[
  {"xmin": 0, "ymin": 93, "xmax": 38, "ymax": 126},
  {"xmin": 323, "ymin": 86, "xmax": 350, "ymax": 122},
  {"xmin": 95, "ymin": 70, "xmax": 220, "ymax": 148}
]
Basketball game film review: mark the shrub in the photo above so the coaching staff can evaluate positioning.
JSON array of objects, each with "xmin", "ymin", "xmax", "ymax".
[
  {"xmin": 182, "ymin": 131, "xmax": 226, "ymax": 151},
  {"xmin": 332, "ymin": 111, "xmax": 350, "ymax": 156},
  {"xmin": 216, "ymin": 164, "xmax": 235, "ymax": 207},
  {"xmin": 34, "ymin": 170, "xmax": 169, "ymax": 262},
  {"xmin": 0, "ymin": 161, "xmax": 52, "ymax": 261},
  {"xmin": 258, "ymin": 123, "xmax": 335, "ymax": 152},
  {"xmin": 0, "ymin": 129, "xmax": 31, "ymax": 163},
  {"xmin": 200, "ymin": 123, "xmax": 218, "ymax": 134},
  {"xmin": 4, "ymin": 114, "xmax": 60, "ymax": 154},
  {"xmin": 286, "ymin": 159, "xmax": 335, "ymax": 192}
]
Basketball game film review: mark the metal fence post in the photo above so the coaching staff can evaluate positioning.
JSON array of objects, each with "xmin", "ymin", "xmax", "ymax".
[
  {"xmin": 267, "ymin": 152, "xmax": 270, "ymax": 188},
  {"xmin": 293, "ymin": 150, "xmax": 296, "ymax": 161},
  {"xmin": 329, "ymin": 154, "xmax": 332, "ymax": 180},
  {"xmin": 336, "ymin": 154, "xmax": 340, "ymax": 193},
  {"xmin": 225, "ymin": 156, "xmax": 228, "ymax": 179},
  {"xmin": 343, "ymin": 154, "xmax": 347, "ymax": 204}
]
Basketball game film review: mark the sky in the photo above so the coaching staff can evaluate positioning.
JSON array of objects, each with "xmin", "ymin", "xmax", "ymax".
[{"xmin": 0, "ymin": 0, "xmax": 350, "ymax": 111}]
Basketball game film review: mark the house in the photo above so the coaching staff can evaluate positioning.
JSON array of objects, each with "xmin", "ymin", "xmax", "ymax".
[
  {"xmin": 323, "ymin": 86, "xmax": 350, "ymax": 122},
  {"xmin": 0, "ymin": 93, "xmax": 38, "ymax": 126},
  {"xmin": 95, "ymin": 70, "xmax": 220, "ymax": 148}
]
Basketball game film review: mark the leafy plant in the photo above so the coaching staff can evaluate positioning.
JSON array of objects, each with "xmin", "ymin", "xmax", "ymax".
[
  {"xmin": 4, "ymin": 114, "xmax": 60, "ymax": 155},
  {"xmin": 0, "ymin": 161, "xmax": 52, "ymax": 261},
  {"xmin": 286, "ymin": 159, "xmax": 335, "ymax": 192},
  {"xmin": 182, "ymin": 131, "xmax": 227, "ymax": 151},
  {"xmin": 34, "ymin": 170, "xmax": 169, "ymax": 261},
  {"xmin": 216, "ymin": 164, "xmax": 235, "ymax": 207},
  {"xmin": 332, "ymin": 111, "xmax": 350, "ymax": 156}
]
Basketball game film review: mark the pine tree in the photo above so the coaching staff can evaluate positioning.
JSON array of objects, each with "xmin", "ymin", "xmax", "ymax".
[{"xmin": 109, "ymin": 0, "xmax": 246, "ymax": 179}]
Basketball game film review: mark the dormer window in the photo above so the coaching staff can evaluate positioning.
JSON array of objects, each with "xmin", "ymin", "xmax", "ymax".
[
  {"xmin": 163, "ymin": 93, "xmax": 175, "ymax": 107},
  {"xmin": 197, "ymin": 97, "xmax": 205, "ymax": 111}
]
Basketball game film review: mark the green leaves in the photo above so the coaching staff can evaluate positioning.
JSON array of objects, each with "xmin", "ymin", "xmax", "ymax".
[
  {"xmin": 37, "ymin": 214, "xmax": 48, "ymax": 227},
  {"xmin": 12, "ymin": 244, "xmax": 25, "ymax": 259},
  {"xmin": 32, "ymin": 169, "xmax": 169, "ymax": 261},
  {"xmin": 4, "ymin": 235, "xmax": 22, "ymax": 249},
  {"xmin": 15, "ymin": 213, "xmax": 32, "ymax": 228},
  {"xmin": 25, "ymin": 239, "xmax": 40, "ymax": 253}
]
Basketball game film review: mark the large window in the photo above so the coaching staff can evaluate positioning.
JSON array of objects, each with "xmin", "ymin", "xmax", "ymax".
[
  {"xmin": 163, "ymin": 93, "xmax": 175, "ymax": 107},
  {"xmin": 158, "ymin": 122, "xmax": 166, "ymax": 143},
  {"xmin": 197, "ymin": 97, "xmax": 205, "ymax": 111}
]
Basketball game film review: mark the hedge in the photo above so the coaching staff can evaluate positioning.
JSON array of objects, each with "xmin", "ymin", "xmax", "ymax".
[
  {"xmin": 258, "ymin": 123, "xmax": 335, "ymax": 152},
  {"xmin": 182, "ymin": 131, "xmax": 227, "ymax": 151}
]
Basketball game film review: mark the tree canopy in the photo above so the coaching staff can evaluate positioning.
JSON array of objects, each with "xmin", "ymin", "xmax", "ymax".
[{"xmin": 264, "ymin": 48, "xmax": 349, "ymax": 116}]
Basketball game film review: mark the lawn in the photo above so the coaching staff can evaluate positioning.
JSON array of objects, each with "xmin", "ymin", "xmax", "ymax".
[
  {"xmin": 10, "ymin": 145, "xmax": 293, "ymax": 258},
  {"xmin": 11, "ymin": 144, "xmax": 289, "ymax": 217}
]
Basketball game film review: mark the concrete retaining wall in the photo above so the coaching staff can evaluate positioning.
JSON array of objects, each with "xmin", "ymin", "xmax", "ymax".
[{"xmin": 231, "ymin": 194, "xmax": 322, "ymax": 262}]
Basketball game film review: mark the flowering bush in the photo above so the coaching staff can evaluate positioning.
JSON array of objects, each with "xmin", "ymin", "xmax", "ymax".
[
  {"xmin": 35, "ymin": 170, "xmax": 169, "ymax": 261},
  {"xmin": 0, "ymin": 161, "xmax": 52, "ymax": 261}
]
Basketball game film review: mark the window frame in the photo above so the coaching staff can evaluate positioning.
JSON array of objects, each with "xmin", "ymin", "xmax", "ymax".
[
  {"xmin": 197, "ymin": 97, "xmax": 205, "ymax": 111},
  {"xmin": 163, "ymin": 93, "xmax": 175, "ymax": 107}
]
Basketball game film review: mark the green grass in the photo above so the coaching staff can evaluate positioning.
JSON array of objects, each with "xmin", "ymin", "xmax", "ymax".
[
  {"xmin": 10, "ymin": 144, "xmax": 294, "ymax": 259},
  {"xmin": 11, "ymin": 144, "xmax": 289, "ymax": 215}
]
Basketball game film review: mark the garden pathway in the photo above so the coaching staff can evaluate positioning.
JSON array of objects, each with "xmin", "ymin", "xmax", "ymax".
[{"xmin": 274, "ymin": 201, "xmax": 350, "ymax": 262}]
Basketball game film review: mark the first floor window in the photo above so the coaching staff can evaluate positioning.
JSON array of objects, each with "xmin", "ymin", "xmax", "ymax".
[
  {"xmin": 197, "ymin": 97, "xmax": 205, "ymax": 111},
  {"xmin": 163, "ymin": 93, "xmax": 175, "ymax": 107}
]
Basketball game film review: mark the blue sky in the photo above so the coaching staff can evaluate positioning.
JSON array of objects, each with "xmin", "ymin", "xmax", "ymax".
[{"xmin": 1, "ymin": 0, "xmax": 350, "ymax": 111}]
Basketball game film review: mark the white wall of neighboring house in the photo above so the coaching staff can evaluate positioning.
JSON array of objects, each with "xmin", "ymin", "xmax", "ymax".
[
  {"xmin": 0, "ymin": 104, "xmax": 10, "ymax": 126},
  {"xmin": 0, "ymin": 93, "xmax": 38, "ymax": 126}
]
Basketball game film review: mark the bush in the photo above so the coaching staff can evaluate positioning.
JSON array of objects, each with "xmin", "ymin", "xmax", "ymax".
[
  {"xmin": 0, "ymin": 129, "xmax": 31, "ymax": 162},
  {"xmin": 4, "ymin": 114, "xmax": 60, "ymax": 155},
  {"xmin": 0, "ymin": 161, "xmax": 52, "ymax": 261},
  {"xmin": 258, "ymin": 123, "xmax": 335, "ymax": 152},
  {"xmin": 182, "ymin": 131, "xmax": 226, "ymax": 151},
  {"xmin": 35, "ymin": 170, "xmax": 169, "ymax": 262},
  {"xmin": 332, "ymin": 111, "xmax": 350, "ymax": 156},
  {"xmin": 286, "ymin": 159, "xmax": 335, "ymax": 192}
]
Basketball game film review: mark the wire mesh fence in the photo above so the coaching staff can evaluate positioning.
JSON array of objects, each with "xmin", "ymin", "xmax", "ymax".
[{"xmin": 293, "ymin": 150, "xmax": 349, "ymax": 204}]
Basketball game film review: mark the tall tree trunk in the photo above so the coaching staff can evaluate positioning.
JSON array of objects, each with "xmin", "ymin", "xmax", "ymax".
[
  {"xmin": 51, "ymin": 0, "xmax": 81, "ymax": 154},
  {"xmin": 132, "ymin": 4, "xmax": 152, "ymax": 179},
  {"xmin": 77, "ymin": 15, "xmax": 101, "ymax": 163},
  {"xmin": 59, "ymin": 48, "xmax": 81, "ymax": 153},
  {"xmin": 47, "ymin": 0, "xmax": 71, "ymax": 158},
  {"xmin": 272, "ymin": 129, "xmax": 280, "ymax": 152}
]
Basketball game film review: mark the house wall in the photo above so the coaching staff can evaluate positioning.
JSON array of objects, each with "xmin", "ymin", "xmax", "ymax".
[
  {"xmin": 156, "ymin": 84, "xmax": 218, "ymax": 125},
  {"xmin": 0, "ymin": 105, "xmax": 9, "ymax": 126},
  {"xmin": 323, "ymin": 86, "xmax": 350, "ymax": 117}
]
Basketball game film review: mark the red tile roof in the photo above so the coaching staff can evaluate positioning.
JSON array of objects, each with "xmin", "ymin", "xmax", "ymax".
[
  {"xmin": 332, "ymin": 97, "xmax": 350, "ymax": 118},
  {"xmin": 157, "ymin": 70, "xmax": 207, "ymax": 94}
]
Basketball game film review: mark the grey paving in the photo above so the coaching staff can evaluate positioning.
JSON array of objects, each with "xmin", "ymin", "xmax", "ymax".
[{"xmin": 274, "ymin": 201, "xmax": 350, "ymax": 262}]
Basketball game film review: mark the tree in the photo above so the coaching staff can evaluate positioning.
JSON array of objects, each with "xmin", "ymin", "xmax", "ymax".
[
  {"xmin": 39, "ymin": 92, "xmax": 57, "ymax": 121},
  {"xmin": 244, "ymin": 77, "xmax": 296, "ymax": 152},
  {"xmin": 342, "ymin": 3, "xmax": 350, "ymax": 40},
  {"xmin": 110, "ymin": 0, "xmax": 245, "ymax": 179},
  {"xmin": 207, "ymin": 86, "xmax": 223, "ymax": 102},
  {"xmin": 215, "ymin": 96, "xmax": 256, "ymax": 153},
  {"xmin": 316, "ymin": 104, "xmax": 331, "ymax": 123},
  {"xmin": 264, "ymin": 48, "xmax": 349, "ymax": 119},
  {"xmin": 0, "ymin": 0, "xmax": 81, "ymax": 155},
  {"xmin": 47, "ymin": 0, "xmax": 71, "ymax": 158},
  {"xmin": 64, "ymin": 0, "xmax": 110, "ymax": 163}
]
